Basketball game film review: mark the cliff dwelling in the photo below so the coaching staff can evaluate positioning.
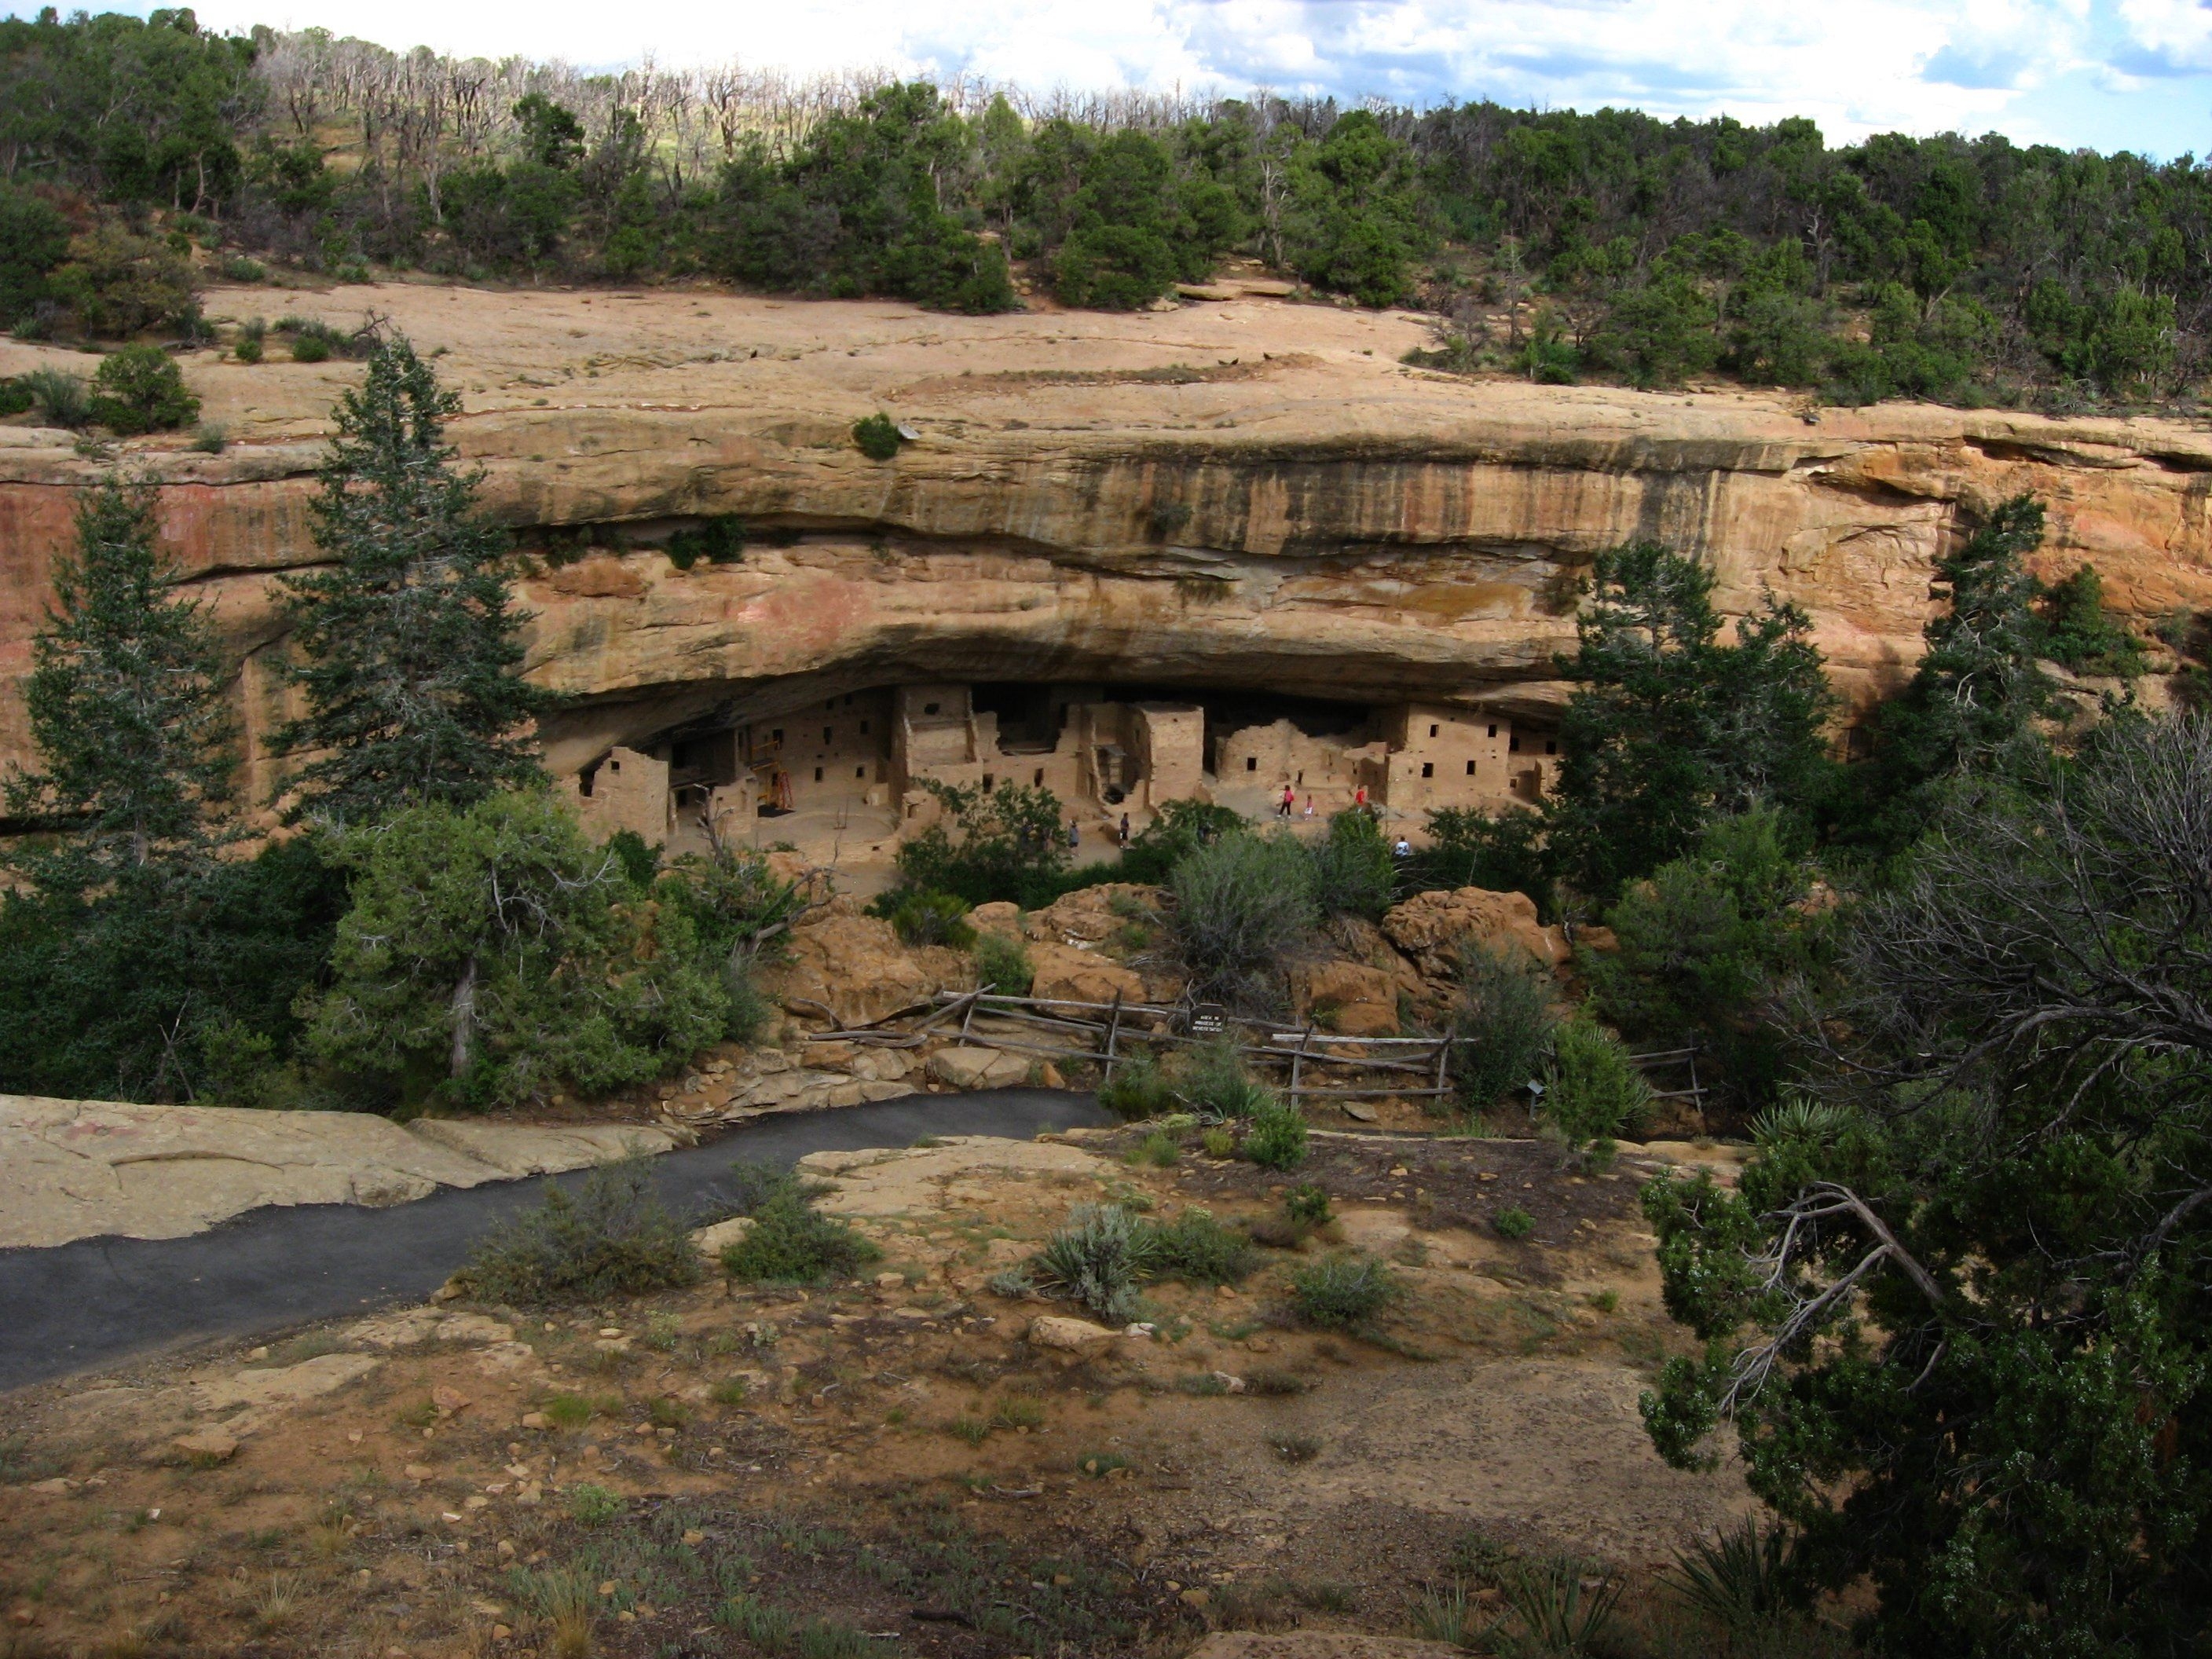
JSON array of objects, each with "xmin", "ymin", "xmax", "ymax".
[{"xmin": 566, "ymin": 680, "xmax": 1561, "ymax": 862}]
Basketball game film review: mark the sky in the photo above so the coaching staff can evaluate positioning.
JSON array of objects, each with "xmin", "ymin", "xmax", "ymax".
[{"xmin": 24, "ymin": 0, "xmax": 2212, "ymax": 158}]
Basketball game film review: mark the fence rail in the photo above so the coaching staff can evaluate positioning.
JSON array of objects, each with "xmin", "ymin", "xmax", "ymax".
[{"xmin": 800, "ymin": 990, "xmax": 1705, "ymax": 1117}]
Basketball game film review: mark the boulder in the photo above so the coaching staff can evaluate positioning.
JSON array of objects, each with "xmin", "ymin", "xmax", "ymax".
[
  {"xmin": 1027, "ymin": 942, "xmax": 1147, "ymax": 1007},
  {"xmin": 1027, "ymin": 1315, "xmax": 1120, "ymax": 1350},
  {"xmin": 1289, "ymin": 960, "xmax": 1400, "ymax": 1037},
  {"xmin": 1382, "ymin": 886, "xmax": 1565, "ymax": 979},
  {"xmin": 1023, "ymin": 884, "xmax": 1160, "ymax": 946},
  {"xmin": 170, "ymin": 1427, "xmax": 240, "ymax": 1463},
  {"xmin": 926, "ymin": 1046, "xmax": 1031, "ymax": 1090},
  {"xmin": 759, "ymin": 900, "xmax": 947, "ymax": 1027},
  {"xmin": 691, "ymin": 1216, "xmax": 755, "ymax": 1257},
  {"xmin": 969, "ymin": 901, "xmax": 1024, "ymax": 939}
]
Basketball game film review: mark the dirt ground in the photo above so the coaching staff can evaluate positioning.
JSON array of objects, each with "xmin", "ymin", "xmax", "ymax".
[{"xmin": 0, "ymin": 1125, "xmax": 1755, "ymax": 1659}]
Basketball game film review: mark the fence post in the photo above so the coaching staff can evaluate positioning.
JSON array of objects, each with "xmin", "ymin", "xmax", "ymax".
[
  {"xmin": 1431, "ymin": 1035, "xmax": 1451, "ymax": 1105},
  {"xmin": 1686, "ymin": 1038, "xmax": 1705, "ymax": 1135},
  {"xmin": 1289, "ymin": 1023, "xmax": 1315, "ymax": 1101},
  {"xmin": 1102, "ymin": 991, "xmax": 1124, "ymax": 1081}
]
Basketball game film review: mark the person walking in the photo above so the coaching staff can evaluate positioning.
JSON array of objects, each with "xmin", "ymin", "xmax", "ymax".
[
  {"xmin": 1118, "ymin": 813, "xmax": 1131, "ymax": 847},
  {"xmin": 1278, "ymin": 784, "xmax": 1295, "ymax": 819}
]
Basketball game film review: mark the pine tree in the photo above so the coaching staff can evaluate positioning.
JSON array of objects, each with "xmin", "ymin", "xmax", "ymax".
[
  {"xmin": 4, "ymin": 474, "xmax": 236, "ymax": 896},
  {"xmin": 273, "ymin": 337, "xmax": 549, "ymax": 825}
]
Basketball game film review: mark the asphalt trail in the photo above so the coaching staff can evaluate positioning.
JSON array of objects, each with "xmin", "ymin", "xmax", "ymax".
[{"xmin": 0, "ymin": 1088, "xmax": 1109, "ymax": 1393}]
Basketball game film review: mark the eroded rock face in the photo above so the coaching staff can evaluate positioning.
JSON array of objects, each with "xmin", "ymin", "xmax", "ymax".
[{"xmin": 3, "ymin": 282, "xmax": 2210, "ymax": 800}]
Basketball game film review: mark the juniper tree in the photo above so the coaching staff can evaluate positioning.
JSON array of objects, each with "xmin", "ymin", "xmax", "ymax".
[
  {"xmin": 4, "ymin": 474, "xmax": 236, "ymax": 896},
  {"xmin": 1641, "ymin": 715, "xmax": 2212, "ymax": 1654},
  {"xmin": 1547, "ymin": 542, "xmax": 1835, "ymax": 904},
  {"xmin": 273, "ymin": 338, "xmax": 549, "ymax": 825},
  {"xmin": 1836, "ymin": 494, "xmax": 2057, "ymax": 859}
]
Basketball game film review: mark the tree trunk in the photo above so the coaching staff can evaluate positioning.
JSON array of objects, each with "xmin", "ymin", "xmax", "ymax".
[{"xmin": 449, "ymin": 952, "xmax": 479, "ymax": 1079}]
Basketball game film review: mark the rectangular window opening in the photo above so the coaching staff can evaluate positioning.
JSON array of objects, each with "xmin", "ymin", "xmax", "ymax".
[
  {"xmin": 813, "ymin": 767, "xmax": 823, "ymax": 782},
  {"xmin": 1421, "ymin": 761, "xmax": 1434, "ymax": 778}
]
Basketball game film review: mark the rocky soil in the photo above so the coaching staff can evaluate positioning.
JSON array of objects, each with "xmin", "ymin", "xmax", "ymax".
[{"xmin": 0, "ymin": 1126, "xmax": 1754, "ymax": 1659}]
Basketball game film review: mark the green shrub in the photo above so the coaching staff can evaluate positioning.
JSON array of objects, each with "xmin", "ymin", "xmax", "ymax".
[
  {"xmin": 190, "ymin": 423, "xmax": 225, "ymax": 453},
  {"xmin": 1176, "ymin": 1034, "xmax": 1274, "ymax": 1120},
  {"xmin": 665, "ymin": 514, "xmax": 745, "ymax": 569},
  {"xmin": 1285, "ymin": 1182, "xmax": 1334, "ymax": 1228},
  {"xmin": 852, "ymin": 412, "xmax": 905, "ymax": 460},
  {"xmin": 567, "ymin": 1481, "xmax": 622, "ymax": 1525},
  {"xmin": 1542, "ymin": 1018, "xmax": 1654, "ymax": 1156},
  {"xmin": 1450, "ymin": 942, "xmax": 1559, "ymax": 1115},
  {"xmin": 1099, "ymin": 1049, "xmax": 1176, "ymax": 1119},
  {"xmin": 21, "ymin": 365, "xmax": 91, "ymax": 427},
  {"xmin": 1308, "ymin": 809, "xmax": 1397, "ymax": 921},
  {"xmin": 291, "ymin": 331, "xmax": 331, "ymax": 363},
  {"xmin": 1168, "ymin": 830, "xmax": 1320, "ymax": 1004},
  {"xmin": 0, "ymin": 376, "xmax": 31, "ymax": 416},
  {"xmin": 465, "ymin": 1155, "xmax": 702, "ymax": 1306},
  {"xmin": 889, "ymin": 889, "xmax": 973, "ymax": 948},
  {"xmin": 1126, "ymin": 1130, "xmax": 1179, "ymax": 1167},
  {"xmin": 972, "ymin": 930, "xmax": 1033, "ymax": 995},
  {"xmin": 1243, "ymin": 1100, "xmax": 1309, "ymax": 1169},
  {"xmin": 221, "ymin": 255, "xmax": 267, "ymax": 283},
  {"xmin": 87, "ymin": 343, "xmax": 197, "ymax": 434},
  {"xmin": 232, "ymin": 331, "xmax": 262, "ymax": 364},
  {"xmin": 1291, "ymin": 1252, "xmax": 1401, "ymax": 1329},
  {"xmin": 1492, "ymin": 1206, "xmax": 1534, "ymax": 1240},
  {"xmin": 1030, "ymin": 1203, "xmax": 1157, "ymax": 1324},
  {"xmin": 1201, "ymin": 1126, "xmax": 1236, "ymax": 1157},
  {"xmin": 1151, "ymin": 1207, "xmax": 1256, "ymax": 1284},
  {"xmin": 720, "ymin": 1166, "xmax": 882, "ymax": 1285}
]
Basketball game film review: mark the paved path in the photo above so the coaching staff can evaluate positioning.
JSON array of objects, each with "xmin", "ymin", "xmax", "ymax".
[{"xmin": 0, "ymin": 1089, "xmax": 1108, "ymax": 1393}]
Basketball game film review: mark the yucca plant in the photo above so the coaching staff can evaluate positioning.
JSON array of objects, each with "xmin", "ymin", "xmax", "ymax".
[
  {"xmin": 1030, "ymin": 1203, "xmax": 1157, "ymax": 1324},
  {"xmin": 1501, "ymin": 1556, "xmax": 1621, "ymax": 1655},
  {"xmin": 1664, "ymin": 1518, "xmax": 1795, "ymax": 1629}
]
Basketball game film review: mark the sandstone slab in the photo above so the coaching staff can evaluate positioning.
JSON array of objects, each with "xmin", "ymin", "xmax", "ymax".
[
  {"xmin": 192, "ymin": 1353, "xmax": 383, "ymax": 1415},
  {"xmin": 0, "ymin": 1096, "xmax": 685, "ymax": 1249},
  {"xmin": 797, "ymin": 1135, "xmax": 1109, "ymax": 1217},
  {"xmin": 403, "ymin": 1119, "xmax": 676, "ymax": 1176}
]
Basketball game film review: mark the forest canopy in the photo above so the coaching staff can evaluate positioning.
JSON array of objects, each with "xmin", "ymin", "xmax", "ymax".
[{"xmin": 2, "ymin": 10, "xmax": 2210, "ymax": 406}]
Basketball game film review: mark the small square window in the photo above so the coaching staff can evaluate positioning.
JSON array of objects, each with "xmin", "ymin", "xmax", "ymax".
[
  {"xmin": 823, "ymin": 727, "xmax": 833, "ymax": 743},
  {"xmin": 856, "ymin": 765, "xmax": 866, "ymax": 778},
  {"xmin": 1421, "ymin": 761, "xmax": 1434, "ymax": 778},
  {"xmin": 1246, "ymin": 756, "xmax": 1258, "ymax": 771},
  {"xmin": 771, "ymin": 728, "xmax": 783, "ymax": 744},
  {"xmin": 1428, "ymin": 723, "xmax": 1439, "ymax": 738},
  {"xmin": 813, "ymin": 767, "xmax": 823, "ymax": 782},
  {"xmin": 1465, "ymin": 760, "xmax": 1476, "ymax": 775},
  {"xmin": 1487, "ymin": 723, "xmax": 1498, "ymax": 738},
  {"xmin": 1033, "ymin": 767, "xmax": 1044, "ymax": 786},
  {"xmin": 923, "ymin": 701, "xmax": 940, "ymax": 716},
  {"xmin": 1545, "ymin": 740, "xmax": 1557, "ymax": 756}
]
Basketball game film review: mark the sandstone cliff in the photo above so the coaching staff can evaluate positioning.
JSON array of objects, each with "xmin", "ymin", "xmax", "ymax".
[{"xmin": 3, "ymin": 280, "xmax": 2209, "ymax": 801}]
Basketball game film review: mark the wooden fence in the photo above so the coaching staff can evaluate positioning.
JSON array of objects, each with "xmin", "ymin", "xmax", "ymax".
[{"xmin": 803, "ymin": 988, "xmax": 1705, "ymax": 1113}]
